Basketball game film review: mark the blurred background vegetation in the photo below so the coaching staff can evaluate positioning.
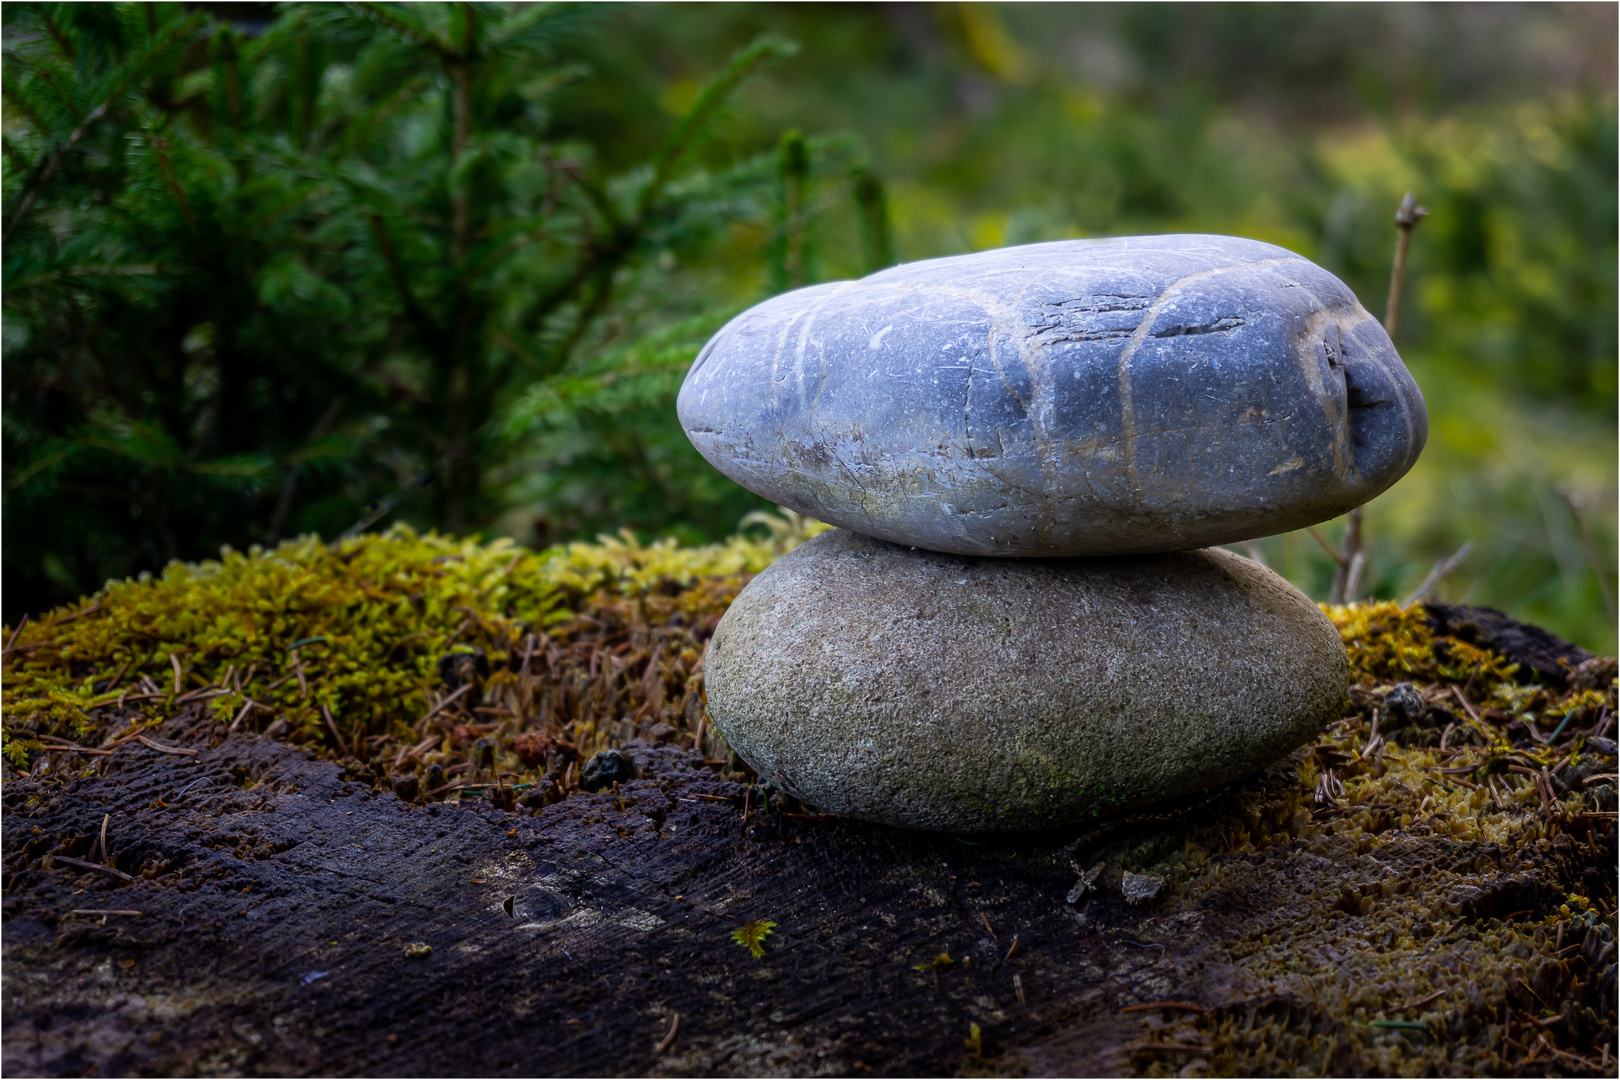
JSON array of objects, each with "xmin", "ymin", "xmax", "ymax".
[{"xmin": 4, "ymin": 2, "xmax": 1616, "ymax": 652}]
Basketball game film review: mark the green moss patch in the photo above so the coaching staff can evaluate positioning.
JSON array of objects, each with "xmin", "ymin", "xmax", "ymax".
[
  {"xmin": 2, "ymin": 533, "xmax": 1614, "ymax": 1076},
  {"xmin": 1, "ymin": 517, "xmax": 828, "ymax": 794}
]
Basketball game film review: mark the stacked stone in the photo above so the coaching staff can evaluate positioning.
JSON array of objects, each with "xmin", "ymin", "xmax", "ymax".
[{"xmin": 677, "ymin": 235, "xmax": 1428, "ymax": 832}]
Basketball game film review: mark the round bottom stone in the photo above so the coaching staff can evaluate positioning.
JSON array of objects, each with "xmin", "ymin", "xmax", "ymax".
[{"xmin": 704, "ymin": 530, "xmax": 1349, "ymax": 832}]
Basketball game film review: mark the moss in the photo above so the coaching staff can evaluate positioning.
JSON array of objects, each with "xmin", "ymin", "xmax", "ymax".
[
  {"xmin": 1, "ymin": 516, "xmax": 826, "ymax": 783},
  {"xmin": 1008, "ymin": 601, "xmax": 1618, "ymax": 1076},
  {"xmin": 3, "ymin": 527, "xmax": 1614, "ymax": 1075}
]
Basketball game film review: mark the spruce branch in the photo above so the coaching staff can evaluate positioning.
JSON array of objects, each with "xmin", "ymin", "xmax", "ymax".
[
  {"xmin": 636, "ymin": 34, "xmax": 798, "ymax": 221},
  {"xmin": 344, "ymin": 2, "xmax": 455, "ymax": 57},
  {"xmin": 2, "ymin": 12, "xmax": 207, "ymax": 245},
  {"xmin": 148, "ymin": 137, "xmax": 201, "ymax": 237},
  {"xmin": 368, "ymin": 213, "xmax": 444, "ymax": 353},
  {"xmin": 483, "ymin": 2, "xmax": 570, "ymax": 51}
]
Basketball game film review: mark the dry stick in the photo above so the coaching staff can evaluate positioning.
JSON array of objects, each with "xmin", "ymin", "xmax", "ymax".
[
  {"xmin": 1405, "ymin": 541, "xmax": 1474, "ymax": 605},
  {"xmin": 69, "ymin": 909, "xmax": 143, "ymax": 917},
  {"xmin": 32, "ymin": 734, "xmax": 110, "ymax": 756},
  {"xmin": 170, "ymin": 653, "xmax": 184, "ymax": 696},
  {"xmin": 3, "ymin": 639, "xmax": 61, "ymax": 655},
  {"xmin": 654, "ymin": 1012, "xmax": 681, "ymax": 1054},
  {"xmin": 34, "ymin": 735, "xmax": 112, "ymax": 757},
  {"xmin": 105, "ymin": 655, "xmax": 135, "ymax": 691},
  {"xmin": 264, "ymin": 668, "xmax": 298, "ymax": 693},
  {"xmin": 419, "ymin": 683, "xmax": 472, "ymax": 725},
  {"xmin": 1384, "ymin": 192, "xmax": 1428, "ymax": 342},
  {"xmin": 1330, "ymin": 192, "xmax": 1429, "ymax": 606},
  {"xmin": 98, "ymin": 814, "xmax": 111, "ymax": 868},
  {"xmin": 1308, "ymin": 527, "xmax": 1347, "ymax": 567},
  {"xmin": 692, "ymin": 699, "xmax": 707, "ymax": 757},
  {"xmin": 393, "ymin": 733, "xmax": 439, "ymax": 773},
  {"xmin": 54, "ymin": 855, "xmax": 134, "ymax": 881},
  {"xmin": 50, "ymin": 601, "xmax": 103, "ymax": 626},
  {"xmin": 3, "ymin": 614, "xmax": 28, "ymax": 654},
  {"xmin": 136, "ymin": 735, "xmax": 198, "ymax": 757},
  {"xmin": 1328, "ymin": 499, "xmax": 1365, "ymax": 608},
  {"xmin": 230, "ymin": 699, "xmax": 268, "ymax": 732},
  {"xmin": 322, "ymin": 703, "xmax": 349, "ymax": 758},
  {"xmin": 1556, "ymin": 487, "xmax": 1618, "ymax": 625},
  {"xmin": 103, "ymin": 728, "xmax": 155, "ymax": 751},
  {"xmin": 1121, "ymin": 1002, "xmax": 1210, "ymax": 1015},
  {"xmin": 174, "ymin": 684, "xmax": 228, "ymax": 705},
  {"xmin": 980, "ymin": 911, "xmax": 997, "ymax": 940},
  {"xmin": 1449, "ymin": 686, "xmax": 1486, "ymax": 728}
]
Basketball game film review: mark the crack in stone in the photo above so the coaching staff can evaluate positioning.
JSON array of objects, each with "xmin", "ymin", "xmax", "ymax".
[{"xmin": 1113, "ymin": 255, "xmax": 1304, "ymax": 500}]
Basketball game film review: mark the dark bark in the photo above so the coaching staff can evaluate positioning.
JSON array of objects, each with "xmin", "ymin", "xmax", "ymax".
[{"xmin": 3, "ymin": 697, "xmax": 1614, "ymax": 1077}]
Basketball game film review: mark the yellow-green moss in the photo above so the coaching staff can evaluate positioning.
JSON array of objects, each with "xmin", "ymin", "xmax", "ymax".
[
  {"xmin": 4, "ymin": 529, "xmax": 1614, "ymax": 1076},
  {"xmin": 1, "ymin": 516, "xmax": 826, "ymax": 769}
]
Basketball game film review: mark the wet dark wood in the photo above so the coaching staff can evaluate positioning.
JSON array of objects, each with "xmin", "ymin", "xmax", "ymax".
[{"xmin": 3, "ymin": 650, "xmax": 1615, "ymax": 1077}]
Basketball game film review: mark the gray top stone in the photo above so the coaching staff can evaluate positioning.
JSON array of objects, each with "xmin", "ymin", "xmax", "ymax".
[{"xmin": 678, "ymin": 235, "xmax": 1427, "ymax": 556}]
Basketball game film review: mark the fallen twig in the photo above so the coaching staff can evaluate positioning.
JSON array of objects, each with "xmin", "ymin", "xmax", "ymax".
[
  {"xmin": 54, "ymin": 856, "xmax": 134, "ymax": 881},
  {"xmin": 1385, "ymin": 989, "xmax": 1446, "ymax": 1013},
  {"xmin": 1121, "ymin": 1001, "xmax": 1209, "ymax": 1014},
  {"xmin": 136, "ymin": 735, "xmax": 198, "ymax": 756},
  {"xmin": 174, "ymin": 685, "xmax": 231, "ymax": 705},
  {"xmin": 418, "ymin": 683, "xmax": 472, "ymax": 725},
  {"xmin": 3, "ymin": 614, "xmax": 28, "ymax": 654},
  {"xmin": 1449, "ymin": 686, "xmax": 1484, "ymax": 726},
  {"xmin": 322, "ymin": 703, "xmax": 349, "ymax": 757},
  {"xmin": 1405, "ymin": 541, "xmax": 1472, "ymax": 605},
  {"xmin": 654, "ymin": 1011, "xmax": 680, "ymax": 1053},
  {"xmin": 34, "ymin": 735, "xmax": 112, "ymax": 757},
  {"xmin": 68, "ymin": 909, "xmax": 143, "ymax": 917}
]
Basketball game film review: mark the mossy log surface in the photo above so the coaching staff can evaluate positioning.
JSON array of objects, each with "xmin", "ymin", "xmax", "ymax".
[{"xmin": 2, "ymin": 529, "xmax": 1615, "ymax": 1077}]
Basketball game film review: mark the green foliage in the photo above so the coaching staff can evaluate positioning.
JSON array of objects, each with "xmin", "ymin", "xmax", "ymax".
[
  {"xmin": 732, "ymin": 919, "xmax": 776, "ymax": 959},
  {"xmin": 2, "ymin": 2, "xmax": 884, "ymax": 620},
  {"xmin": 4, "ymin": 3, "xmax": 1613, "ymax": 653}
]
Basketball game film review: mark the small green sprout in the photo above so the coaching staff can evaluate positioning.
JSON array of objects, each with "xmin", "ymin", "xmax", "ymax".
[{"xmin": 732, "ymin": 919, "xmax": 777, "ymax": 959}]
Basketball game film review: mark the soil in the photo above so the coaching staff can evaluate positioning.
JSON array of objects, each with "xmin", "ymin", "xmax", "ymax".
[{"xmin": 3, "ymin": 609, "xmax": 1616, "ymax": 1078}]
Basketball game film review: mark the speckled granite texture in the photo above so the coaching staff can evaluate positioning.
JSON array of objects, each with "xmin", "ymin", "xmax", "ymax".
[{"xmin": 704, "ymin": 530, "xmax": 1350, "ymax": 832}]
